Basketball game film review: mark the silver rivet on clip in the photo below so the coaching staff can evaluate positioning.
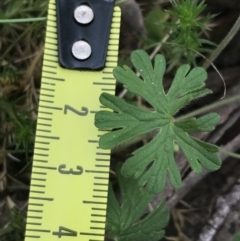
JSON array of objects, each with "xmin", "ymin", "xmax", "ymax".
[
  {"xmin": 72, "ymin": 40, "xmax": 92, "ymax": 60},
  {"xmin": 74, "ymin": 5, "xmax": 94, "ymax": 24}
]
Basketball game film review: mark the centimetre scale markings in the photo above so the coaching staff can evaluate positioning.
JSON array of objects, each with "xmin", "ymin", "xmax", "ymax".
[{"xmin": 24, "ymin": 1, "xmax": 120, "ymax": 240}]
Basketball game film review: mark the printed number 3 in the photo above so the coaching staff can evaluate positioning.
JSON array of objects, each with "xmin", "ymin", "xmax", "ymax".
[{"xmin": 58, "ymin": 164, "xmax": 83, "ymax": 175}]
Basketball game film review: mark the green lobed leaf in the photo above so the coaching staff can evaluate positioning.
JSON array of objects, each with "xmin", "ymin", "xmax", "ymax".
[
  {"xmin": 106, "ymin": 163, "xmax": 169, "ymax": 241},
  {"xmin": 95, "ymin": 50, "xmax": 221, "ymax": 194},
  {"xmin": 233, "ymin": 233, "xmax": 240, "ymax": 241},
  {"xmin": 174, "ymin": 113, "xmax": 220, "ymax": 132}
]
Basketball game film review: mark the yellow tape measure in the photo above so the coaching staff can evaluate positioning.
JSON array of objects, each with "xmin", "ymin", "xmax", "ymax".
[{"xmin": 24, "ymin": 0, "xmax": 120, "ymax": 240}]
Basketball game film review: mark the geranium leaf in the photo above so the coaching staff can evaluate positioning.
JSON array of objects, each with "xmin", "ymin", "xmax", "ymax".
[
  {"xmin": 95, "ymin": 50, "xmax": 221, "ymax": 194},
  {"xmin": 106, "ymin": 164, "xmax": 169, "ymax": 241}
]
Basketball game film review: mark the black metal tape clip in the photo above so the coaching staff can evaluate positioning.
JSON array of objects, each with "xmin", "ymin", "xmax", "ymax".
[{"xmin": 56, "ymin": 0, "xmax": 115, "ymax": 70}]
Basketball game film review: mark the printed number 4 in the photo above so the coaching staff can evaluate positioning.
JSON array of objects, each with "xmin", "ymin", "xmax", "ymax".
[
  {"xmin": 52, "ymin": 226, "xmax": 77, "ymax": 238},
  {"xmin": 64, "ymin": 105, "xmax": 88, "ymax": 116}
]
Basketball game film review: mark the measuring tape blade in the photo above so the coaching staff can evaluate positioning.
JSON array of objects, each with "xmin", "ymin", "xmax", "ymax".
[{"xmin": 24, "ymin": 0, "xmax": 121, "ymax": 240}]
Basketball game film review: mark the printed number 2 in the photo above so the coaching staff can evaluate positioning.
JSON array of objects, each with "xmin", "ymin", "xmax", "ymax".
[
  {"xmin": 64, "ymin": 105, "xmax": 88, "ymax": 116},
  {"xmin": 52, "ymin": 226, "xmax": 77, "ymax": 238}
]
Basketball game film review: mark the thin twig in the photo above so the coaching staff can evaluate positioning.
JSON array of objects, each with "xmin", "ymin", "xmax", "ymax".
[
  {"xmin": 193, "ymin": 50, "xmax": 226, "ymax": 99},
  {"xmin": 197, "ymin": 179, "xmax": 240, "ymax": 241},
  {"xmin": 203, "ymin": 14, "xmax": 240, "ymax": 69}
]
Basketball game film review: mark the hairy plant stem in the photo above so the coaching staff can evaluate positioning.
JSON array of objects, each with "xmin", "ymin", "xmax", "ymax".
[
  {"xmin": 113, "ymin": 94, "xmax": 240, "ymax": 153},
  {"xmin": 203, "ymin": 14, "xmax": 240, "ymax": 69},
  {"xmin": 219, "ymin": 149, "xmax": 240, "ymax": 160},
  {"xmin": 175, "ymin": 94, "xmax": 240, "ymax": 121}
]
